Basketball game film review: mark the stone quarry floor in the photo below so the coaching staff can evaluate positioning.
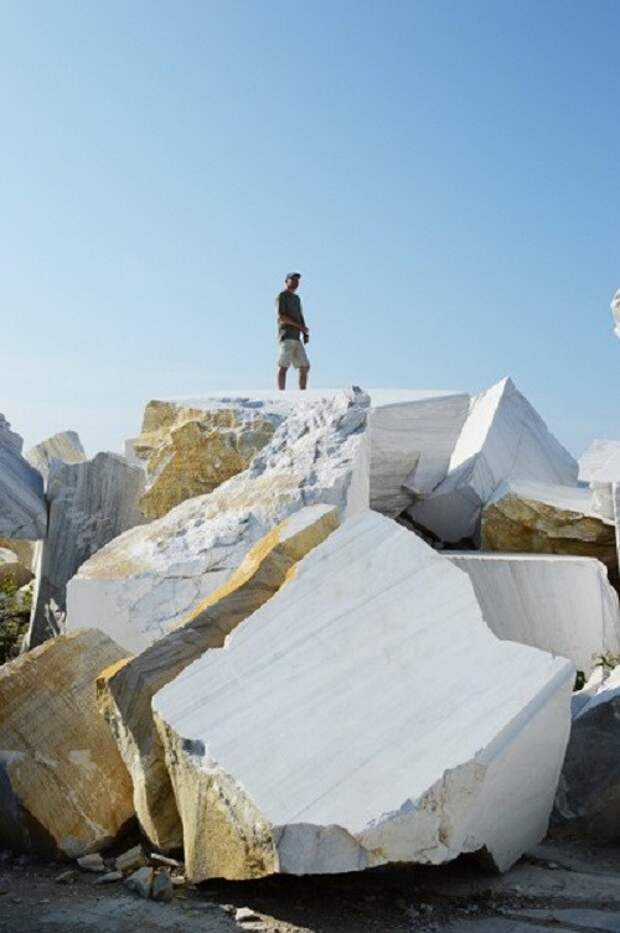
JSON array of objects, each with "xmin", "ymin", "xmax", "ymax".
[{"xmin": 1, "ymin": 839, "xmax": 619, "ymax": 933}]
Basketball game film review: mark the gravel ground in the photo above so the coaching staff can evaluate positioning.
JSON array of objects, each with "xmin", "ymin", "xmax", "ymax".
[{"xmin": 0, "ymin": 839, "xmax": 619, "ymax": 933}]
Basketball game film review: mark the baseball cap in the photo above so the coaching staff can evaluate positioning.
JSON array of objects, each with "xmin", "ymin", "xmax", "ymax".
[{"xmin": 285, "ymin": 272, "xmax": 301, "ymax": 280}]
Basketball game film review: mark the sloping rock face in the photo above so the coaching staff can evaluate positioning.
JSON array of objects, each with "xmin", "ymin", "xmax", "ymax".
[
  {"xmin": 368, "ymin": 393, "xmax": 469, "ymax": 517},
  {"xmin": 134, "ymin": 401, "xmax": 281, "ymax": 520},
  {"xmin": 0, "ymin": 548, "xmax": 33, "ymax": 588},
  {"xmin": 97, "ymin": 504, "xmax": 339, "ymax": 852},
  {"xmin": 0, "ymin": 629, "xmax": 134, "ymax": 857},
  {"xmin": 153, "ymin": 511, "xmax": 574, "ymax": 882},
  {"xmin": 408, "ymin": 378, "xmax": 578, "ymax": 544},
  {"xmin": 25, "ymin": 431, "xmax": 86, "ymax": 483},
  {"xmin": 0, "ymin": 414, "xmax": 46, "ymax": 540},
  {"xmin": 552, "ymin": 665, "xmax": 620, "ymax": 841},
  {"xmin": 26, "ymin": 453, "xmax": 146, "ymax": 649},
  {"xmin": 449, "ymin": 553, "xmax": 620, "ymax": 675},
  {"xmin": 67, "ymin": 390, "xmax": 370, "ymax": 654},
  {"xmin": 481, "ymin": 480, "xmax": 619, "ymax": 590}
]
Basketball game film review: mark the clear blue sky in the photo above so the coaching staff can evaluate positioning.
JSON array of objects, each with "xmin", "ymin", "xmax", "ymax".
[{"xmin": 1, "ymin": 0, "xmax": 618, "ymax": 457}]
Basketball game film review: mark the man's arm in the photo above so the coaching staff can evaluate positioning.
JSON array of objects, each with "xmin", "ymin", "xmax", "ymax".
[{"xmin": 278, "ymin": 314, "xmax": 307, "ymax": 332}]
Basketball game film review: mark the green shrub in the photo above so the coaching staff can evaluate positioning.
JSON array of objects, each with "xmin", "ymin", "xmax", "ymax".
[{"xmin": 0, "ymin": 574, "xmax": 31, "ymax": 664}]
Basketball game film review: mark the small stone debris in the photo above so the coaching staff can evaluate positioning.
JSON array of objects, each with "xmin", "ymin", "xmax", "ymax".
[
  {"xmin": 150, "ymin": 852, "xmax": 182, "ymax": 868},
  {"xmin": 115, "ymin": 845, "xmax": 145, "ymax": 874},
  {"xmin": 151, "ymin": 869, "xmax": 174, "ymax": 903},
  {"xmin": 54, "ymin": 869, "xmax": 77, "ymax": 884},
  {"xmin": 77, "ymin": 853, "xmax": 105, "ymax": 873},
  {"xmin": 124, "ymin": 866, "xmax": 153, "ymax": 899},
  {"xmin": 236, "ymin": 906, "xmax": 261, "ymax": 923},
  {"xmin": 171, "ymin": 874, "xmax": 186, "ymax": 887},
  {"xmin": 95, "ymin": 871, "xmax": 123, "ymax": 885}
]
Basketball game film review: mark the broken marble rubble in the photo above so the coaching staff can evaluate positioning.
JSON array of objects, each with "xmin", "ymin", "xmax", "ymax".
[
  {"xmin": 67, "ymin": 389, "xmax": 369, "ymax": 654},
  {"xmin": 0, "ymin": 413, "xmax": 46, "ymax": 540},
  {"xmin": 97, "ymin": 504, "xmax": 339, "ymax": 851},
  {"xmin": 408, "ymin": 378, "xmax": 577, "ymax": 544},
  {"xmin": 0, "ymin": 629, "xmax": 134, "ymax": 857},
  {"xmin": 26, "ymin": 452, "xmax": 146, "ymax": 649},
  {"xmin": 153, "ymin": 510, "xmax": 574, "ymax": 881},
  {"xmin": 449, "ymin": 552, "xmax": 620, "ymax": 675}
]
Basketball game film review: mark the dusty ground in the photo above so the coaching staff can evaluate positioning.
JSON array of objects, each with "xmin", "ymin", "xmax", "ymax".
[{"xmin": 0, "ymin": 839, "xmax": 619, "ymax": 933}]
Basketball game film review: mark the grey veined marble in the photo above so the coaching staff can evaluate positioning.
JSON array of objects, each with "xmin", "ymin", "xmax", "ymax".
[
  {"xmin": 25, "ymin": 452, "xmax": 146, "ymax": 649},
  {"xmin": 0, "ymin": 413, "xmax": 46, "ymax": 540},
  {"xmin": 25, "ymin": 430, "xmax": 86, "ymax": 484}
]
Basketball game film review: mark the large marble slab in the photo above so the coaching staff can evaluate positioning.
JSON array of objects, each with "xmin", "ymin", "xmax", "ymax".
[
  {"xmin": 0, "ymin": 629, "xmax": 134, "ymax": 857},
  {"xmin": 449, "ymin": 552, "xmax": 620, "ymax": 675},
  {"xmin": 408, "ymin": 378, "xmax": 578, "ymax": 544},
  {"xmin": 67, "ymin": 390, "xmax": 370, "ymax": 654},
  {"xmin": 153, "ymin": 510, "xmax": 574, "ymax": 881},
  {"xmin": 97, "ymin": 504, "xmax": 338, "ymax": 851}
]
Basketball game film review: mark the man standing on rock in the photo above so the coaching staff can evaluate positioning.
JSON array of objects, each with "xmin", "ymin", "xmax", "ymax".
[{"xmin": 276, "ymin": 272, "xmax": 310, "ymax": 390}]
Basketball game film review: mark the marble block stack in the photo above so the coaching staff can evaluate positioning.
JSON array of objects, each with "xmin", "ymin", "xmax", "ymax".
[{"xmin": 1, "ymin": 377, "xmax": 619, "ymax": 871}]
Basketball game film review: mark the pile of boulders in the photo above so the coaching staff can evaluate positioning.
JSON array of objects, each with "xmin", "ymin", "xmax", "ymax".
[{"xmin": 0, "ymin": 380, "xmax": 618, "ymax": 894}]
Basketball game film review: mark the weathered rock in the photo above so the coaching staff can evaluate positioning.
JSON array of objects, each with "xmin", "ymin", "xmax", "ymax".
[
  {"xmin": 0, "ymin": 629, "xmax": 134, "ymax": 857},
  {"xmin": 368, "ymin": 392, "xmax": 469, "ymax": 517},
  {"xmin": 125, "ymin": 866, "xmax": 153, "ymax": 899},
  {"xmin": 25, "ymin": 431, "xmax": 86, "ymax": 484},
  {"xmin": 97, "ymin": 504, "xmax": 339, "ymax": 851},
  {"xmin": 153, "ymin": 510, "xmax": 574, "ymax": 881},
  {"xmin": 115, "ymin": 845, "xmax": 146, "ymax": 874},
  {"xmin": 552, "ymin": 664, "xmax": 620, "ymax": 840},
  {"xmin": 26, "ymin": 453, "xmax": 146, "ymax": 649},
  {"xmin": 0, "ymin": 538, "xmax": 35, "ymax": 571},
  {"xmin": 481, "ymin": 480, "xmax": 619, "ymax": 590},
  {"xmin": 133, "ymin": 400, "xmax": 283, "ymax": 519},
  {"xmin": 0, "ymin": 414, "xmax": 46, "ymax": 540},
  {"xmin": 95, "ymin": 870, "xmax": 123, "ymax": 884},
  {"xmin": 408, "ymin": 378, "xmax": 578, "ymax": 543},
  {"xmin": 449, "ymin": 553, "xmax": 620, "ymax": 675},
  {"xmin": 68, "ymin": 390, "xmax": 369, "ymax": 654},
  {"xmin": 151, "ymin": 869, "xmax": 173, "ymax": 902},
  {"xmin": 172, "ymin": 388, "xmax": 468, "ymax": 520},
  {"xmin": 0, "ymin": 548, "xmax": 33, "ymax": 589},
  {"xmin": 77, "ymin": 853, "xmax": 105, "ymax": 873}
]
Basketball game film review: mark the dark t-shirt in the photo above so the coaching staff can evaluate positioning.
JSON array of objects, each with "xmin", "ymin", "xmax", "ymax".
[{"xmin": 276, "ymin": 290, "xmax": 305, "ymax": 342}]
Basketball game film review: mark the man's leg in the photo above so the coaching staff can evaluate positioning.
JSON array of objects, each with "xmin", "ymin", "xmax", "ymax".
[
  {"xmin": 278, "ymin": 366, "xmax": 288, "ymax": 390},
  {"xmin": 299, "ymin": 367, "xmax": 309, "ymax": 390}
]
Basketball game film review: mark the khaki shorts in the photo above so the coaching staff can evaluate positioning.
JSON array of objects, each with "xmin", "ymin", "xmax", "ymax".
[{"xmin": 278, "ymin": 339, "xmax": 310, "ymax": 369}]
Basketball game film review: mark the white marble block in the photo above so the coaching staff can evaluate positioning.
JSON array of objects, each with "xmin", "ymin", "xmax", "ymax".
[
  {"xmin": 0, "ymin": 414, "xmax": 46, "ymax": 540},
  {"xmin": 153, "ymin": 510, "xmax": 574, "ymax": 882},
  {"xmin": 66, "ymin": 390, "xmax": 370, "ymax": 654},
  {"xmin": 408, "ymin": 378, "xmax": 578, "ymax": 543},
  {"xmin": 449, "ymin": 552, "xmax": 620, "ymax": 675},
  {"xmin": 369, "ymin": 392, "xmax": 469, "ymax": 517}
]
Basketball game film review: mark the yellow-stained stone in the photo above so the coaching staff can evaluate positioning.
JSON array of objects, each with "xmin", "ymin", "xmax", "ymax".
[
  {"xmin": 134, "ymin": 401, "xmax": 276, "ymax": 519},
  {"xmin": 482, "ymin": 491, "xmax": 618, "ymax": 590},
  {"xmin": 0, "ymin": 629, "xmax": 134, "ymax": 857},
  {"xmin": 97, "ymin": 504, "xmax": 339, "ymax": 852}
]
